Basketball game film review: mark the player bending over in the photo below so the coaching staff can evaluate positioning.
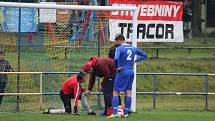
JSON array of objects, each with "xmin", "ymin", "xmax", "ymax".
[{"xmin": 83, "ymin": 56, "xmax": 117, "ymax": 116}]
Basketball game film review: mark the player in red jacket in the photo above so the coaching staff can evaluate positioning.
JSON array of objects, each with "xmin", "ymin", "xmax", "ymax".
[
  {"xmin": 83, "ymin": 56, "xmax": 116, "ymax": 116},
  {"xmin": 60, "ymin": 72, "xmax": 96, "ymax": 115}
]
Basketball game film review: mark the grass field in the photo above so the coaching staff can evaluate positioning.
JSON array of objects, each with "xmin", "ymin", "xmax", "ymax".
[{"xmin": 0, "ymin": 111, "xmax": 214, "ymax": 121}]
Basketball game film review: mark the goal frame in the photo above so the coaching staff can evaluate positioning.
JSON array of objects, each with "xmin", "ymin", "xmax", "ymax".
[{"xmin": 0, "ymin": 1, "xmax": 138, "ymax": 112}]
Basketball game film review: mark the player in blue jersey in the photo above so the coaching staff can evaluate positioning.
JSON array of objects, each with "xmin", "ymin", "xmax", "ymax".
[{"xmin": 109, "ymin": 34, "xmax": 147, "ymax": 118}]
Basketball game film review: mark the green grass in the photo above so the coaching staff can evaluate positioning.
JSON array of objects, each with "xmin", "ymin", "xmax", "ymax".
[{"xmin": 0, "ymin": 111, "xmax": 214, "ymax": 121}]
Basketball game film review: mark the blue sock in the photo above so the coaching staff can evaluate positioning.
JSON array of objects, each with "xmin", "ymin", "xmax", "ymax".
[
  {"xmin": 124, "ymin": 96, "xmax": 131, "ymax": 115},
  {"xmin": 112, "ymin": 96, "xmax": 119, "ymax": 115}
]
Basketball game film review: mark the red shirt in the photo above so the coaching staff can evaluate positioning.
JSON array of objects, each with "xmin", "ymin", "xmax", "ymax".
[
  {"xmin": 88, "ymin": 57, "xmax": 116, "ymax": 91},
  {"xmin": 61, "ymin": 75, "xmax": 83, "ymax": 106}
]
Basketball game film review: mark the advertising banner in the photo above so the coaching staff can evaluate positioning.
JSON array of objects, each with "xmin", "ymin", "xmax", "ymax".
[{"xmin": 109, "ymin": 0, "xmax": 184, "ymax": 42}]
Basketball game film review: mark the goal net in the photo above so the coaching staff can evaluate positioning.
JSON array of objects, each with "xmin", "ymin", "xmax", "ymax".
[{"xmin": 0, "ymin": 1, "xmax": 137, "ymax": 112}]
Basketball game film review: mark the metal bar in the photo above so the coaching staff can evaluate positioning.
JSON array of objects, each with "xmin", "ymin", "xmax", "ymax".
[
  {"xmin": 205, "ymin": 75, "xmax": 208, "ymax": 110},
  {"xmin": 0, "ymin": 72, "xmax": 43, "ymax": 74},
  {"xmin": 97, "ymin": 29, "xmax": 101, "ymax": 107},
  {"xmin": 188, "ymin": 48, "xmax": 191, "ymax": 59},
  {"xmin": 139, "ymin": 47, "xmax": 215, "ymax": 49},
  {"xmin": 136, "ymin": 92, "xmax": 211, "ymax": 95},
  {"xmin": 208, "ymin": 73, "xmax": 215, "ymax": 76},
  {"xmin": 1, "ymin": 72, "xmax": 214, "ymax": 76},
  {"xmin": 131, "ymin": 6, "xmax": 138, "ymax": 113},
  {"xmin": 16, "ymin": 5, "xmax": 21, "ymax": 112},
  {"xmin": 39, "ymin": 73, "xmax": 43, "ymax": 110},
  {"xmin": 97, "ymin": 78, "xmax": 102, "ymax": 107},
  {"xmin": 155, "ymin": 48, "xmax": 159, "ymax": 59},
  {"xmin": 208, "ymin": 92, "xmax": 215, "ymax": 95},
  {"xmin": 54, "ymin": 45, "xmax": 108, "ymax": 49},
  {"xmin": 97, "ymin": 21, "xmax": 101, "ymax": 58},
  {"xmin": 0, "ymin": 2, "xmax": 136, "ymax": 11},
  {"xmin": 0, "ymin": 93, "xmax": 42, "ymax": 96},
  {"xmin": 55, "ymin": 46, "xmax": 215, "ymax": 49},
  {"xmin": 3, "ymin": 91, "xmax": 214, "ymax": 96},
  {"xmin": 43, "ymin": 72, "xmax": 78, "ymax": 74},
  {"xmin": 136, "ymin": 73, "xmax": 209, "ymax": 76},
  {"xmin": 41, "ymin": 92, "xmax": 103, "ymax": 95},
  {"xmin": 0, "ymin": 72, "xmax": 213, "ymax": 76},
  {"xmin": 153, "ymin": 75, "xmax": 156, "ymax": 109}
]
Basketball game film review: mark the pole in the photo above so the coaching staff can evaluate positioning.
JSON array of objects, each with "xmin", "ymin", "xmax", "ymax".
[
  {"xmin": 204, "ymin": 0, "xmax": 207, "ymax": 43},
  {"xmin": 0, "ymin": 2, "xmax": 136, "ymax": 11},
  {"xmin": 97, "ymin": 13, "xmax": 101, "ymax": 107},
  {"xmin": 204, "ymin": 75, "xmax": 208, "ymax": 110},
  {"xmin": 39, "ymin": 73, "xmax": 43, "ymax": 109},
  {"xmin": 131, "ymin": 8, "xmax": 138, "ymax": 112},
  {"xmin": 16, "ymin": 0, "xmax": 21, "ymax": 112},
  {"xmin": 153, "ymin": 75, "xmax": 157, "ymax": 109},
  {"xmin": 201, "ymin": 0, "xmax": 207, "ymax": 43}
]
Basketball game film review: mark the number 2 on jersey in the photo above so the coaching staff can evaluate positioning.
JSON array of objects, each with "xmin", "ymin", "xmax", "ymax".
[{"xmin": 126, "ymin": 50, "xmax": 132, "ymax": 60}]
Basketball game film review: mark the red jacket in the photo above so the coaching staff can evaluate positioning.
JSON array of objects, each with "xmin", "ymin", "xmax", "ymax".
[
  {"xmin": 88, "ymin": 57, "xmax": 116, "ymax": 91},
  {"xmin": 62, "ymin": 75, "xmax": 83, "ymax": 106}
]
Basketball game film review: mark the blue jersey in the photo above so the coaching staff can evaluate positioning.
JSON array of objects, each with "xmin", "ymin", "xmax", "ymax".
[{"xmin": 114, "ymin": 44, "xmax": 147, "ymax": 75}]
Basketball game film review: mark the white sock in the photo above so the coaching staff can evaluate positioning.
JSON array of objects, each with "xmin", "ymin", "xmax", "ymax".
[
  {"xmin": 49, "ymin": 109, "xmax": 65, "ymax": 114},
  {"xmin": 81, "ymin": 94, "xmax": 92, "ymax": 113}
]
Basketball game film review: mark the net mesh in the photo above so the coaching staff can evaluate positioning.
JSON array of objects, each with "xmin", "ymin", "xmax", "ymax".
[
  {"xmin": 0, "ymin": 2, "xmax": 115, "ymax": 112},
  {"xmin": 0, "ymin": 73, "xmax": 41, "ymax": 112}
]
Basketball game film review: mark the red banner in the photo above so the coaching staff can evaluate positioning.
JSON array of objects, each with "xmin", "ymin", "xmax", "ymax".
[{"xmin": 109, "ymin": 0, "xmax": 183, "ymax": 21}]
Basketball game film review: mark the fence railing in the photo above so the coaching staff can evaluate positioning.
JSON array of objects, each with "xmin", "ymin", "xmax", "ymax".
[
  {"xmin": 0, "ymin": 72, "xmax": 77, "ymax": 111},
  {"xmin": 140, "ymin": 47, "xmax": 215, "ymax": 59},
  {"xmin": 0, "ymin": 72, "xmax": 215, "ymax": 111},
  {"xmin": 136, "ymin": 72, "xmax": 215, "ymax": 110},
  {"xmin": 55, "ymin": 46, "xmax": 215, "ymax": 59}
]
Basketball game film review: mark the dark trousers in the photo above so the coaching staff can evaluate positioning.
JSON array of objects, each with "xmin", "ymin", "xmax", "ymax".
[
  {"xmin": 0, "ymin": 76, "xmax": 7, "ymax": 105},
  {"xmin": 60, "ymin": 90, "xmax": 82, "ymax": 113},
  {"xmin": 102, "ymin": 74, "xmax": 119, "ymax": 115}
]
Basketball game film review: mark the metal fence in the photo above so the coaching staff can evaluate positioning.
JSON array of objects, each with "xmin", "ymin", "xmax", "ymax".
[
  {"xmin": 136, "ymin": 72, "xmax": 215, "ymax": 110},
  {"xmin": 0, "ymin": 72, "xmax": 215, "ymax": 111},
  {"xmin": 139, "ymin": 47, "xmax": 215, "ymax": 59}
]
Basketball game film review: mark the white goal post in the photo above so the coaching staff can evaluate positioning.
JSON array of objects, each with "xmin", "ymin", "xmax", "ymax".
[{"xmin": 0, "ymin": 2, "xmax": 138, "ymax": 112}]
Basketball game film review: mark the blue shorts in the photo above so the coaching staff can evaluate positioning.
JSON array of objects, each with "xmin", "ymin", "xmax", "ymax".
[{"xmin": 113, "ymin": 74, "xmax": 134, "ymax": 92}]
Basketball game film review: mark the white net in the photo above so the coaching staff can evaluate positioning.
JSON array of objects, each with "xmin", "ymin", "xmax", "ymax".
[
  {"xmin": 0, "ymin": 2, "xmax": 136, "ymax": 112},
  {"xmin": 0, "ymin": 73, "xmax": 41, "ymax": 112}
]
